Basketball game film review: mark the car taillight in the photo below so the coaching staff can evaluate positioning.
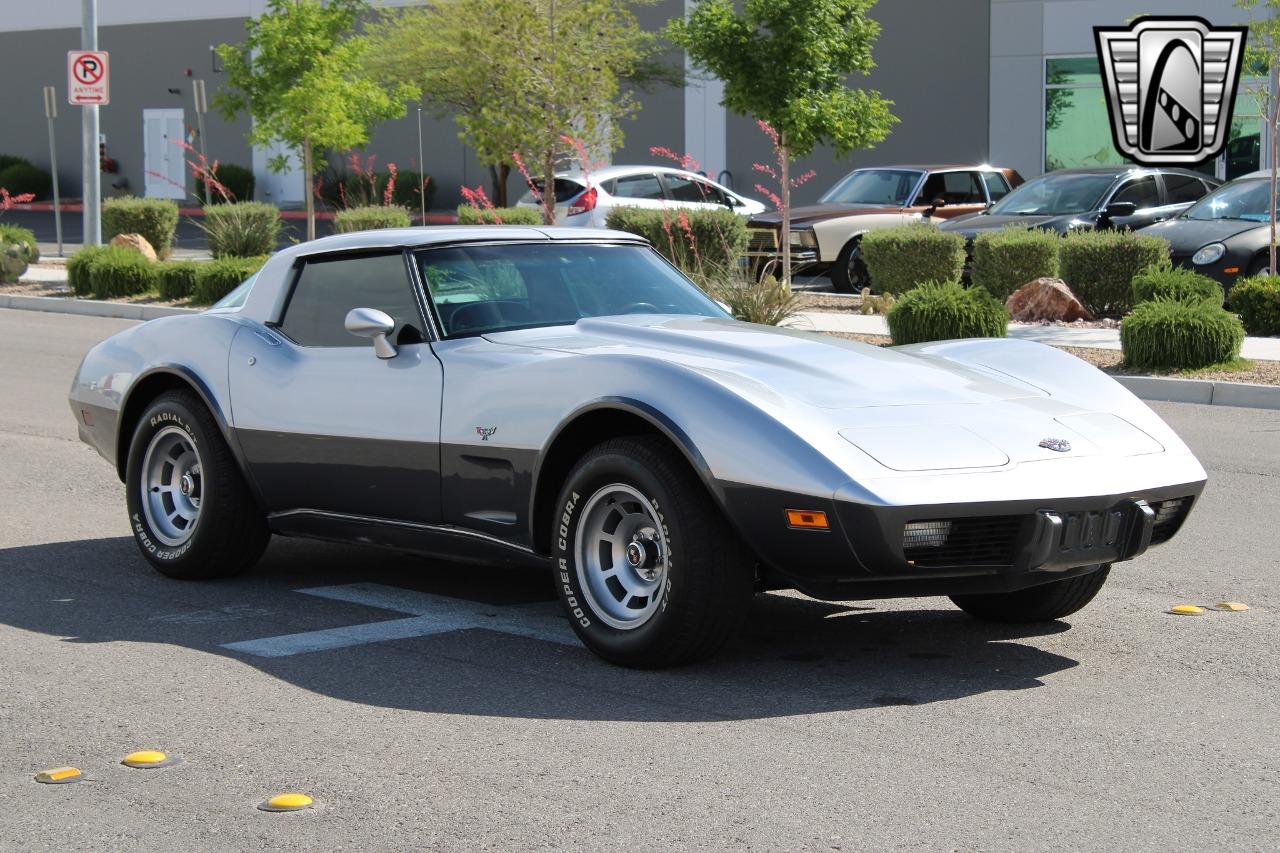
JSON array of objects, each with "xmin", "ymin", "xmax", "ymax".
[{"xmin": 567, "ymin": 187, "xmax": 597, "ymax": 216}]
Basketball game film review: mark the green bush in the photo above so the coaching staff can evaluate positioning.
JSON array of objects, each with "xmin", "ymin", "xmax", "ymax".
[
  {"xmin": 886, "ymin": 280, "xmax": 1009, "ymax": 345},
  {"xmin": 707, "ymin": 275, "xmax": 801, "ymax": 326},
  {"xmin": 86, "ymin": 246, "xmax": 158, "ymax": 299},
  {"xmin": 603, "ymin": 207, "xmax": 749, "ymax": 283},
  {"xmin": 1229, "ymin": 275, "xmax": 1280, "ymax": 336},
  {"xmin": 193, "ymin": 256, "xmax": 267, "ymax": 304},
  {"xmin": 156, "ymin": 261, "xmax": 202, "ymax": 301},
  {"xmin": 0, "ymin": 223, "xmax": 38, "ymax": 262},
  {"xmin": 343, "ymin": 169, "xmax": 435, "ymax": 211},
  {"xmin": 1130, "ymin": 263, "xmax": 1223, "ymax": 306},
  {"xmin": 333, "ymin": 205, "xmax": 412, "ymax": 233},
  {"xmin": 1058, "ymin": 229, "xmax": 1169, "ymax": 317},
  {"xmin": 67, "ymin": 246, "xmax": 111, "ymax": 296},
  {"xmin": 0, "ymin": 161, "xmax": 52, "ymax": 200},
  {"xmin": 0, "ymin": 155, "xmax": 32, "ymax": 173},
  {"xmin": 0, "ymin": 223, "xmax": 39, "ymax": 283},
  {"xmin": 457, "ymin": 205, "xmax": 544, "ymax": 226},
  {"xmin": 102, "ymin": 198, "xmax": 180, "ymax": 259},
  {"xmin": 197, "ymin": 201, "xmax": 280, "ymax": 258},
  {"xmin": 971, "ymin": 226, "xmax": 1060, "ymax": 301},
  {"xmin": 197, "ymin": 163, "xmax": 255, "ymax": 204},
  {"xmin": 1121, "ymin": 299, "xmax": 1245, "ymax": 370},
  {"xmin": 860, "ymin": 224, "xmax": 966, "ymax": 296}
]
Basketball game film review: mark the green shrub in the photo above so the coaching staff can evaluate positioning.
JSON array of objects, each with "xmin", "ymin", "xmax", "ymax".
[
  {"xmin": 333, "ymin": 205, "xmax": 412, "ymax": 233},
  {"xmin": 156, "ymin": 261, "xmax": 202, "ymax": 301},
  {"xmin": 707, "ymin": 275, "xmax": 801, "ymax": 326},
  {"xmin": 102, "ymin": 198, "xmax": 180, "ymax": 259},
  {"xmin": 0, "ymin": 155, "xmax": 32, "ymax": 173},
  {"xmin": 343, "ymin": 169, "xmax": 434, "ymax": 211},
  {"xmin": 1058, "ymin": 229, "xmax": 1169, "ymax": 317},
  {"xmin": 860, "ymin": 224, "xmax": 966, "ymax": 296},
  {"xmin": 1229, "ymin": 275, "xmax": 1280, "ymax": 336},
  {"xmin": 603, "ymin": 207, "xmax": 749, "ymax": 283},
  {"xmin": 1121, "ymin": 299, "xmax": 1245, "ymax": 370},
  {"xmin": 0, "ymin": 161, "xmax": 51, "ymax": 200},
  {"xmin": 0, "ymin": 223, "xmax": 39, "ymax": 283},
  {"xmin": 457, "ymin": 205, "xmax": 544, "ymax": 226},
  {"xmin": 1130, "ymin": 263, "xmax": 1223, "ymax": 305},
  {"xmin": 970, "ymin": 226, "xmax": 1060, "ymax": 301},
  {"xmin": 886, "ymin": 280, "xmax": 1009, "ymax": 345},
  {"xmin": 0, "ymin": 223, "xmax": 38, "ymax": 262},
  {"xmin": 197, "ymin": 163, "xmax": 255, "ymax": 204},
  {"xmin": 197, "ymin": 201, "xmax": 280, "ymax": 258},
  {"xmin": 67, "ymin": 246, "xmax": 111, "ymax": 296},
  {"xmin": 193, "ymin": 256, "xmax": 267, "ymax": 304},
  {"xmin": 87, "ymin": 246, "xmax": 158, "ymax": 299}
]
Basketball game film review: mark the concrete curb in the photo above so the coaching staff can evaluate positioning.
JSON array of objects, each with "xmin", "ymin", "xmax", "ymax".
[{"xmin": 0, "ymin": 294, "xmax": 197, "ymax": 321}]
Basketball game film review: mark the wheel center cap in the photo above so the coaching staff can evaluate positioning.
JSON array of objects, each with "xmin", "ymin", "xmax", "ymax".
[
  {"xmin": 626, "ymin": 541, "xmax": 646, "ymax": 568},
  {"xmin": 179, "ymin": 472, "xmax": 195, "ymax": 497}
]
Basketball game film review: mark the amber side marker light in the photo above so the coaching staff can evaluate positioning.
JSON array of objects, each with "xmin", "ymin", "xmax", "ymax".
[
  {"xmin": 785, "ymin": 509, "xmax": 829, "ymax": 530},
  {"xmin": 1223, "ymin": 267, "xmax": 1239, "ymax": 274}
]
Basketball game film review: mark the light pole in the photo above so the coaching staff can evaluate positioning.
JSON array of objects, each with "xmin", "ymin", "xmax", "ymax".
[{"xmin": 81, "ymin": 0, "xmax": 101, "ymax": 246}]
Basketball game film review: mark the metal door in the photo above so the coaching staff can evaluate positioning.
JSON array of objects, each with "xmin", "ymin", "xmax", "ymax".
[{"xmin": 142, "ymin": 108, "xmax": 185, "ymax": 199}]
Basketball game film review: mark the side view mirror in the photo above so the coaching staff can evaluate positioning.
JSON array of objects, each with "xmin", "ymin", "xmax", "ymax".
[
  {"xmin": 1103, "ymin": 201, "xmax": 1138, "ymax": 220},
  {"xmin": 922, "ymin": 196, "xmax": 947, "ymax": 217},
  {"xmin": 345, "ymin": 307, "xmax": 397, "ymax": 359}
]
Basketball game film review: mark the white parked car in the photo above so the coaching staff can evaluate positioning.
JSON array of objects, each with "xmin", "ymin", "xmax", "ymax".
[{"xmin": 516, "ymin": 165, "xmax": 767, "ymax": 227}]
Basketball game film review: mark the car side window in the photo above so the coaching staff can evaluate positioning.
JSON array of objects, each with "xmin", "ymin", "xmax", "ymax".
[
  {"xmin": 1111, "ymin": 176, "xmax": 1160, "ymax": 209},
  {"xmin": 611, "ymin": 173, "xmax": 665, "ymax": 200},
  {"xmin": 916, "ymin": 172, "xmax": 985, "ymax": 205},
  {"xmin": 664, "ymin": 174, "xmax": 723, "ymax": 204},
  {"xmin": 982, "ymin": 172, "xmax": 1012, "ymax": 201},
  {"xmin": 1163, "ymin": 174, "xmax": 1210, "ymax": 204},
  {"xmin": 279, "ymin": 253, "xmax": 425, "ymax": 348}
]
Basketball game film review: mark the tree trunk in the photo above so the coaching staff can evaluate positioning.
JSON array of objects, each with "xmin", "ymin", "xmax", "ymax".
[
  {"xmin": 542, "ymin": 146, "xmax": 557, "ymax": 227},
  {"xmin": 779, "ymin": 135, "xmax": 792, "ymax": 292},
  {"xmin": 490, "ymin": 163, "xmax": 511, "ymax": 208},
  {"xmin": 303, "ymin": 138, "xmax": 316, "ymax": 243},
  {"xmin": 1271, "ymin": 99, "xmax": 1278, "ymax": 276}
]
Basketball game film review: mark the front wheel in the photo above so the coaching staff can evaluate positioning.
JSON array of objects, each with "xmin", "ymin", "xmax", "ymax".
[
  {"xmin": 949, "ymin": 565, "xmax": 1110, "ymax": 623},
  {"xmin": 551, "ymin": 436, "xmax": 755, "ymax": 668},
  {"xmin": 830, "ymin": 238, "xmax": 868, "ymax": 294}
]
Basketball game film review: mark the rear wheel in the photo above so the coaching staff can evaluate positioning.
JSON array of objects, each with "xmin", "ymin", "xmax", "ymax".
[
  {"xmin": 830, "ymin": 238, "xmax": 868, "ymax": 294},
  {"xmin": 949, "ymin": 565, "xmax": 1110, "ymax": 623},
  {"xmin": 551, "ymin": 436, "xmax": 754, "ymax": 668}
]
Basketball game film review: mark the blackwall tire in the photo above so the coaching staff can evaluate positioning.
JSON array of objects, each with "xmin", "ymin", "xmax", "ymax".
[
  {"xmin": 949, "ymin": 565, "xmax": 1110, "ymax": 623},
  {"xmin": 830, "ymin": 238, "xmax": 868, "ymax": 294},
  {"xmin": 550, "ymin": 436, "xmax": 754, "ymax": 668},
  {"xmin": 124, "ymin": 390, "xmax": 269, "ymax": 580}
]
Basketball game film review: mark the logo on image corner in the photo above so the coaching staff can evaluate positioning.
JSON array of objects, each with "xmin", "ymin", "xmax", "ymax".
[{"xmin": 1094, "ymin": 16, "xmax": 1247, "ymax": 166}]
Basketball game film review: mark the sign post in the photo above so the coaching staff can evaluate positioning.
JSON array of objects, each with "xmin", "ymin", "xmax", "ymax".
[
  {"xmin": 74, "ymin": 0, "xmax": 104, "ymax": 247},
  {"xmin": 43, "ymin": 86, "xmax": 63, "ymax": 257},
  {"xmin": 193, "ymin": 79, "xmax": 210, "ymax": 205}
]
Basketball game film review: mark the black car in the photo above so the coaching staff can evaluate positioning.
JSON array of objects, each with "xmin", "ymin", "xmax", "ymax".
[
  {"xmin": 1139, "ymin": 170, "xmax": 1275, "ymax": 294},
  {"xmin": 940, "ymin": 166, "xmax": 1220, "ymax": 243}
]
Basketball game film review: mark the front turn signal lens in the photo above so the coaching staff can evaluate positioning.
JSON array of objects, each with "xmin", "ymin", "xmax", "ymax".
[{"xmin": 785, "ymin": 509, "xmax": 829, "ymax": 530}]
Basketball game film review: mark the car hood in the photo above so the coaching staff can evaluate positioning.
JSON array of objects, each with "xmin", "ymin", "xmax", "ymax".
[
  {"xmin": 939, "ymin": 212, "xmax": 1074, "ymax": 238},
  {"xmin": 1138, "ymin": 217, "xmax": 1263, "ymax": 249},
  {"xmin": 748, "ymin": 204, "xmax": 902, "ymax": 227}
]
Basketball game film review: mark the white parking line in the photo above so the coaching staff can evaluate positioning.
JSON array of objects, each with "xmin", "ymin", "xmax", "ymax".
[{"xmin": 220, "ymin": 583, "xmax": 577, "ymax": 658}]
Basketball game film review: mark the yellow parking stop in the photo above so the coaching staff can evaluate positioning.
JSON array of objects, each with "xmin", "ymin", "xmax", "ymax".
[
  {"xmin": 122, "ymin": 750, "xmax": 175, "ymax": 768},
  {"xmin": 258, "ymin": 792, "xmax": 314, "ymax": 812},
  {"xmin": 34, "ymin": 767, "xmax": 83, "ymax": 784},
  {"xmin": 1169, "ymin": 604, "xmax": 1205, "ymax": 616}
]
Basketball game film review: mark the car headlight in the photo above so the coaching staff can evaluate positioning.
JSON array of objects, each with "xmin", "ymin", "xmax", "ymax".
[
  {"xmin": 789, "ymin": 229, "xmax": 817, "ymax": 248},
  {"xmin": 1192, "ymin": 243, "xmax": 1226, "ymax": 265}
]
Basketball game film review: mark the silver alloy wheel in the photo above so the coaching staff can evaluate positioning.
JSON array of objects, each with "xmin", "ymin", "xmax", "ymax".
[
  {"xmin": 574, "ymin": 483, "xmax": 670, "ymax": 630},
  {"xmin": 140, "ymin": 426, "xmax": 203, "ymax": 547}
]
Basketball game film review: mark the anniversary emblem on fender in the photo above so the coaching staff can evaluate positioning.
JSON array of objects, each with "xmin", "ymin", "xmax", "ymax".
[
  {"xmin": 1094, "ymin": 16, "xmax": 1247, "ymax": 165},
  {"xmin": 475, "ymin": 426, "xmax": 498, "ymax": 441},
  {"xmin": 1039, "ymin": 438, "xmax": 1072, "ymax": 453}
]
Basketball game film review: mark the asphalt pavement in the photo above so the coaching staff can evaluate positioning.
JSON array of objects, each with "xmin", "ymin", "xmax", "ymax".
[{"xmin": 0, "ymin": 308, "xmax": 1276, "ymax": 851}]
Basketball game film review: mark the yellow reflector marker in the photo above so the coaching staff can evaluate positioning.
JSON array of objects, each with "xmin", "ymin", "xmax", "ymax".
[
  {"xmin": 259, "ymin": 792, "xmax": 314, "ymax": 812},
  {"xmin": 1222, "ymin": 267, "xmax": 1239, "ymax": 274},
  {"xmin": 785, "ymin": 509, "xmax": 829, "ymax": 530},
  {"xmin": 122, "ymin": 750, "xmax": 177, "ymax": 769},
  {"xmin": 34, "ymin": 767, "xmax": 83, "ymax": 784},
  {"xmin": 1215, "ymin": 601, "xmax": 1250, "ymax": 612},
  {"xmin": 1169, "ymin": 604, "xmax": 1205, "ymax": 616}
]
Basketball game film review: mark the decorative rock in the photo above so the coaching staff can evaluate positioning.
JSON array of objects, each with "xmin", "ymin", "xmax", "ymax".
[
  {"xmin": 109, "ymin": 233, "xmax": 158, "ymax": 263},
  {"xmin": 1005, "ymin": 277, "xmax": 1093, "ymax": 323}
]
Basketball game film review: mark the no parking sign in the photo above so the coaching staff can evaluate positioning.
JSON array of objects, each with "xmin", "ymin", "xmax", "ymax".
[{"xmin": 67, "ymin": 51, "xmax": 109, "ymax": 105}]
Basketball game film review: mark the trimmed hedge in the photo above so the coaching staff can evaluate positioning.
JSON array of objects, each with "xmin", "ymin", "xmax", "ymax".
[
  {"xmin": 192, "ymin": 256, "xmax": 267, "ymax": 304},
  {"xmin": 197, "ymin": 163, "xmax": 255, "ymax": 204},
  {"xmin": 0, "ymin": 161, "xmax": 51, "ymax": 200},
  {"xmin": 85, "ymin": 245, "xmax": 158, "ymax": 299},
  {"xmin": 1229, "ymin": 275, "xmax": 1280, "ymax": 336},
  {"xmin": 860, "ymin": 224, "xmax": 966, "ymax": 296},
  {"xmin": 604, "ymin": 206, "xmax": 748, "ymax": 280},
  {"xmin": 457, "ymin": 205, "xmax": 544, "ymax": 226},
  {"xmin": 1130, "ymin": 264, "xmax": 1223, "ymax": 306},
  {"xmin": 1058, "ymin": 230, "xmax": 1169, "ymax": 317},
  {"xmin": 971, "ymin": 226, "xmax": 1060, "ymax": 301},
  {"xmin": 200, "ymin": 201, "xmax": 280, "ymax": 258},
  {"xmin": 1121, "ymin": 299, "xmax": 1245, "ymax": 370},
  {"xmin": 333, "ymin": 205, "xmax": 412, "ymax": 233},
  {"xmin": 102, "ymin": 198, "xmax": 180, "ymax": 259},
  {"xmin": 67, "ymin": 245, "xmax": 112, "ymax": 296},
  {"xmin": 157, "ymin": 261, "xmax": 202, "ymax": 300},
  {"xmin": 0, "ymin": 155, "xmax": 31, "ymax": 172},
  {"xmin": 886, "ymin": 280, "xmax": 1009, "ymax": 345}
]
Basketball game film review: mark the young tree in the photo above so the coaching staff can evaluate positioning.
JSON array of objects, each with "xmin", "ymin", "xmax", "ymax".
[
  {"xmin": 215, "ymin": 0, "xmax": 412, "ymax": 240},
  {"xmin": 1238, "ymin": 0, "xmax": 1280, "ymax": 275},
  {"xmin": 669, "ymin": 0, "xmax": 898, "ymax": 288}
]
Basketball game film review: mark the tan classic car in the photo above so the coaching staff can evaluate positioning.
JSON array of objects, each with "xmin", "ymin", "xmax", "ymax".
[{"xmin": 746, "ymin": 165, "xmax": 1024, "ymax": 292}]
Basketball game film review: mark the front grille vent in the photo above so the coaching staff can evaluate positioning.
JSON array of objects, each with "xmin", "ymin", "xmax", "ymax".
[
  {"xmin": 902, "ymin": 515, "xmax": 1024, "ymax": 568},
  {"xmin": 1150, "ymin": 496, "xmax": 1192, "ymax": 544},
  {"xmin": 746, "ymin": 228, "xmax": 778, "ymax": 253}
]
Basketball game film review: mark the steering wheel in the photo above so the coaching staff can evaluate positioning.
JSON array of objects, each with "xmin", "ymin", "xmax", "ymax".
[{"xmin": 619, "ymin": 302, "xmax": 661, "ymax": 314}]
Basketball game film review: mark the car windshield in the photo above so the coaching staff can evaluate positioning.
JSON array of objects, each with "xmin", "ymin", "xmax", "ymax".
[
  {"xmin": 1182, "ymin": 179, "xmax": 1273, "ymax": 221},
  {"xmin": 818, "ymin": 169, "xmax": 923, "ymax": 206},
  {"xmin": 988, "ymin": 173, "xmax": 1116, "ymax": 216},
  {"xmin": 418, "ymin": 243, "xmax": 729, "ymax": 338}
]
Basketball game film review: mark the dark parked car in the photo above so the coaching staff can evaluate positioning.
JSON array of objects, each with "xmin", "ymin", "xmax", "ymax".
[
  {"xmin": 940, "ymin": 166, "xmax": 1220, "ymax": 244},
  {"xmin": 1140, "ymin": 170, "xmax": 1277, "ymax": 294}
]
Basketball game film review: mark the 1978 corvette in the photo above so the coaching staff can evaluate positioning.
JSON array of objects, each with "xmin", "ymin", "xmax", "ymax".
[{"xmin": 70, "ymin": 227, "xmax": 1206, "ymax": 667}]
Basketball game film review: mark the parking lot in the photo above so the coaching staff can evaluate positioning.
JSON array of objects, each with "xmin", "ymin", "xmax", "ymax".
[{"xmin": 1, "ymin": 307, "xmax": 1277, "ymax": 850}]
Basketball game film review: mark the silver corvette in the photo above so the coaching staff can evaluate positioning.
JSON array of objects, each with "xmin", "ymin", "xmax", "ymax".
[{"xmin": 70, "ymin": 227, "xmax": 1206, "ymax": 667}]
